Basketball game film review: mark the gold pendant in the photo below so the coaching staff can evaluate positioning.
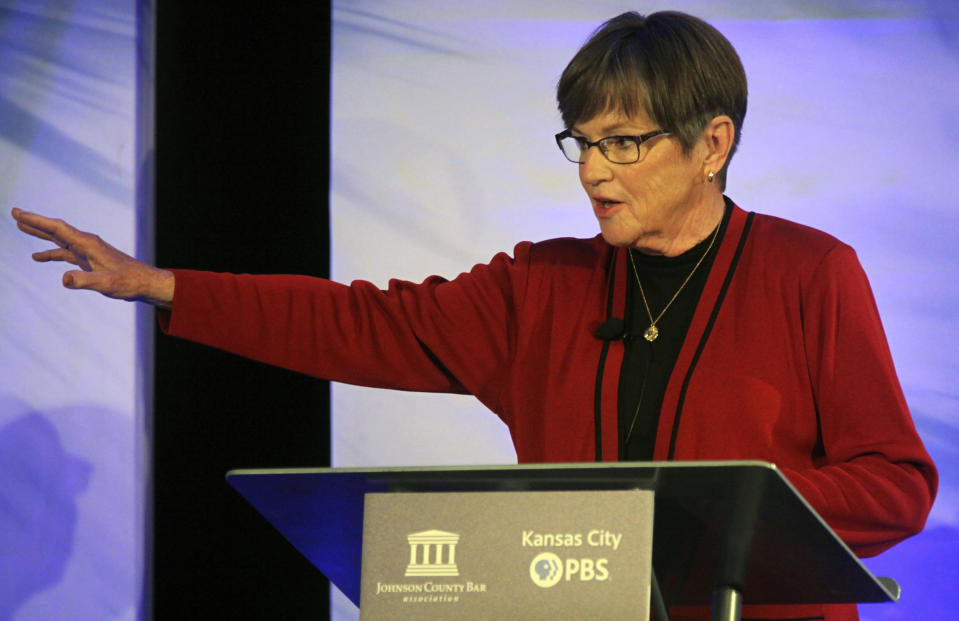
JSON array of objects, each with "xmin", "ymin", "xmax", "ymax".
[{"xmin": 643, "ymin": 325, "xmax": 659, "ymax": 342}]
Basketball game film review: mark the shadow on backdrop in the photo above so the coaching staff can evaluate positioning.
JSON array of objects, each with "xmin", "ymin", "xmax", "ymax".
[{"xmin": 0, "ymin": 409, "xmax": 91, "ymax": 621}]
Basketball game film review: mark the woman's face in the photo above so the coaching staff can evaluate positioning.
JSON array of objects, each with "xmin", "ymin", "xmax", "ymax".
[{"xmin": 574, "ymin": 109, "xmax": 711, "ymax": 255}]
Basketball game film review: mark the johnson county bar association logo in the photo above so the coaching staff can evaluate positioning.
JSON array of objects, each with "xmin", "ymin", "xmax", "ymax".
[
  {"xmin": 405, "ymin": 530, "xmax": 460, "ymax": 577},
  {"xmin": 372, "ymin": 529, "xmax": 488, "ymax": 603}
]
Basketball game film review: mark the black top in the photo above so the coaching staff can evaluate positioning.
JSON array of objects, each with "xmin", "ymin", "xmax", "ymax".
[{"xmin": 618, "ymin": 200, "xmax": 732, "ymax": 460}]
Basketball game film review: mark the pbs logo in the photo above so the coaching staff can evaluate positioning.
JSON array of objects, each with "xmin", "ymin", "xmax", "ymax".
[
  {"xmin": 529, "ymin": 552, "xmax": 609, "ymax": 588},
  {"xmin": 529, "ymin": 552, "xmax": 563, "ymax": 587}
]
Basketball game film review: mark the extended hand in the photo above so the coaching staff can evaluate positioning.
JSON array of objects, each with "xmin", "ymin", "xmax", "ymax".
[{"xmin": 11, "ymin": 208, "xmax": 175, "ymax": 308}]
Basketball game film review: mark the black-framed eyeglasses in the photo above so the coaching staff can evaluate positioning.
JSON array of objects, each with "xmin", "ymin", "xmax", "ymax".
[{"xmin": 554, "ymin": 128, "xmax": 670, "ymax": 164}]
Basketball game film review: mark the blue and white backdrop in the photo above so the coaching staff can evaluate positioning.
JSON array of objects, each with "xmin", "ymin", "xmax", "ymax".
[
  {"xmin": 1, "ymin": 1, "xmax": 957, "ymax": 620},
  {"xmin": 0, "ymin": 1, "xmax": 144, "ymax": 620}
]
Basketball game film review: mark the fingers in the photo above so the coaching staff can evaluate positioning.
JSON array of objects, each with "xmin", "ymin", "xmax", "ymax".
[
  {"xmin": 12, "ymin": 208, "xmax": 83, "ymax": 249},
  {"xmin": 62, "ymin": 269, "xmax": 112, "ymax": 295},
  {"xmin": 13, "ymin": 209, "xmax": 104, "ymax": 273},
  {"xmin": 32, "ymin": 248, "xmax": 82, "ymax": 266},
  {"xmin": 15, "ymin": 217, "xmax": 61, "ymax": 244},
  {"xmin": 12, "ymin": 208, "xmax": 59, "ymax": 240}
]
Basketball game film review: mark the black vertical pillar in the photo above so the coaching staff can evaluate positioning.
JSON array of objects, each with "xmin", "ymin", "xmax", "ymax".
[{"xmin": 154, "ymin": 3, "xmax": 331, "ymax": 620}]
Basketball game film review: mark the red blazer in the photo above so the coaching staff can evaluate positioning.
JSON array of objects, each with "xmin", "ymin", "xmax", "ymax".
[{"xmin": 161, "ymin": 204, "xmax": 936, "ymax": 621}]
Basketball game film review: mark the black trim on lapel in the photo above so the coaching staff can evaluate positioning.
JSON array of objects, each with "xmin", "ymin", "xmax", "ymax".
[
  {"xmin": 667, "ymin": 212, "xmax": 755, "ymax": 459},
  {"xmin": 594, "ymin": 248, "xmax": 619, "ymax": 461}
]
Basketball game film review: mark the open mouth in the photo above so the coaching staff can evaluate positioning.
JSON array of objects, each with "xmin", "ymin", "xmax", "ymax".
[{"xmin": 592, "ymin": 198, "xmax": 623, "ymax": 219}]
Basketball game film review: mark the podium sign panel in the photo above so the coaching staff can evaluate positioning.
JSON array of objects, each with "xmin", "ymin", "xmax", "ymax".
[{"xmin": 359, "ymin": 490, "xmax": 654, "ymax": 620}]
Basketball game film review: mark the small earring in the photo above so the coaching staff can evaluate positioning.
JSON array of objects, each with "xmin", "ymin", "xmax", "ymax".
[{"xmin": 707, "ymin": 171, "xmax": 715, "ymax": 183}]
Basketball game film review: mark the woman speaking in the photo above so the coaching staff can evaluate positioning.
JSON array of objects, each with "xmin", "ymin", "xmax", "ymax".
[{"xmin": 12, "ymin": 11, "xmax": 935, "ymax": 621}]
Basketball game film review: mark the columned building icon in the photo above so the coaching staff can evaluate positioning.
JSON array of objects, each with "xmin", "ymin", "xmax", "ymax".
[{"xmin": 405, "ymin": 530, "xmax": 460, "ymax": 577}]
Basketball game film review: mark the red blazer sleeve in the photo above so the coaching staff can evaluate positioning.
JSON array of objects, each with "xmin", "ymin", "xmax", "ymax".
[
  {"xmin": 783, "ymin": 243, "xmax": 937, "ymax": 557},
  {"xmin": 158, "ymin": 243, "xmax": 533, "ymax": 414}
]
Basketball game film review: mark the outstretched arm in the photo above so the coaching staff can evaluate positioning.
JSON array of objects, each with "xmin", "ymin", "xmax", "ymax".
[{"xmin": 11, "ymin": 208, "xmax": 175, "ymax": 308}]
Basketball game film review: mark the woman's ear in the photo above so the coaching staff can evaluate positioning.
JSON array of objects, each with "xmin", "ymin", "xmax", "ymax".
[{"xmin": 701, "ymin": 115, "xmax": 734, "ymax": 176}]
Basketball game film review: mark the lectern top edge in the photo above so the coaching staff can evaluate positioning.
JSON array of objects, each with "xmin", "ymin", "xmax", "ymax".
[{"xmin": 225, "ymin": 458, "xmax": 778, "ymax": 478}]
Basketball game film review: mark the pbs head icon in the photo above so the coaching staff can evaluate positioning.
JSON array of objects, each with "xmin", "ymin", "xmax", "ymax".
[{"xmin": 529, "ymin": 552, "xmax": 563, "ymax": 588}]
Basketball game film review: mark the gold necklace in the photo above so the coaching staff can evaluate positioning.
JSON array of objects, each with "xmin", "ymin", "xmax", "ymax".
[{"xmin": 627, "ymin": 222, "xmax": 721, "ymax": 342}]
